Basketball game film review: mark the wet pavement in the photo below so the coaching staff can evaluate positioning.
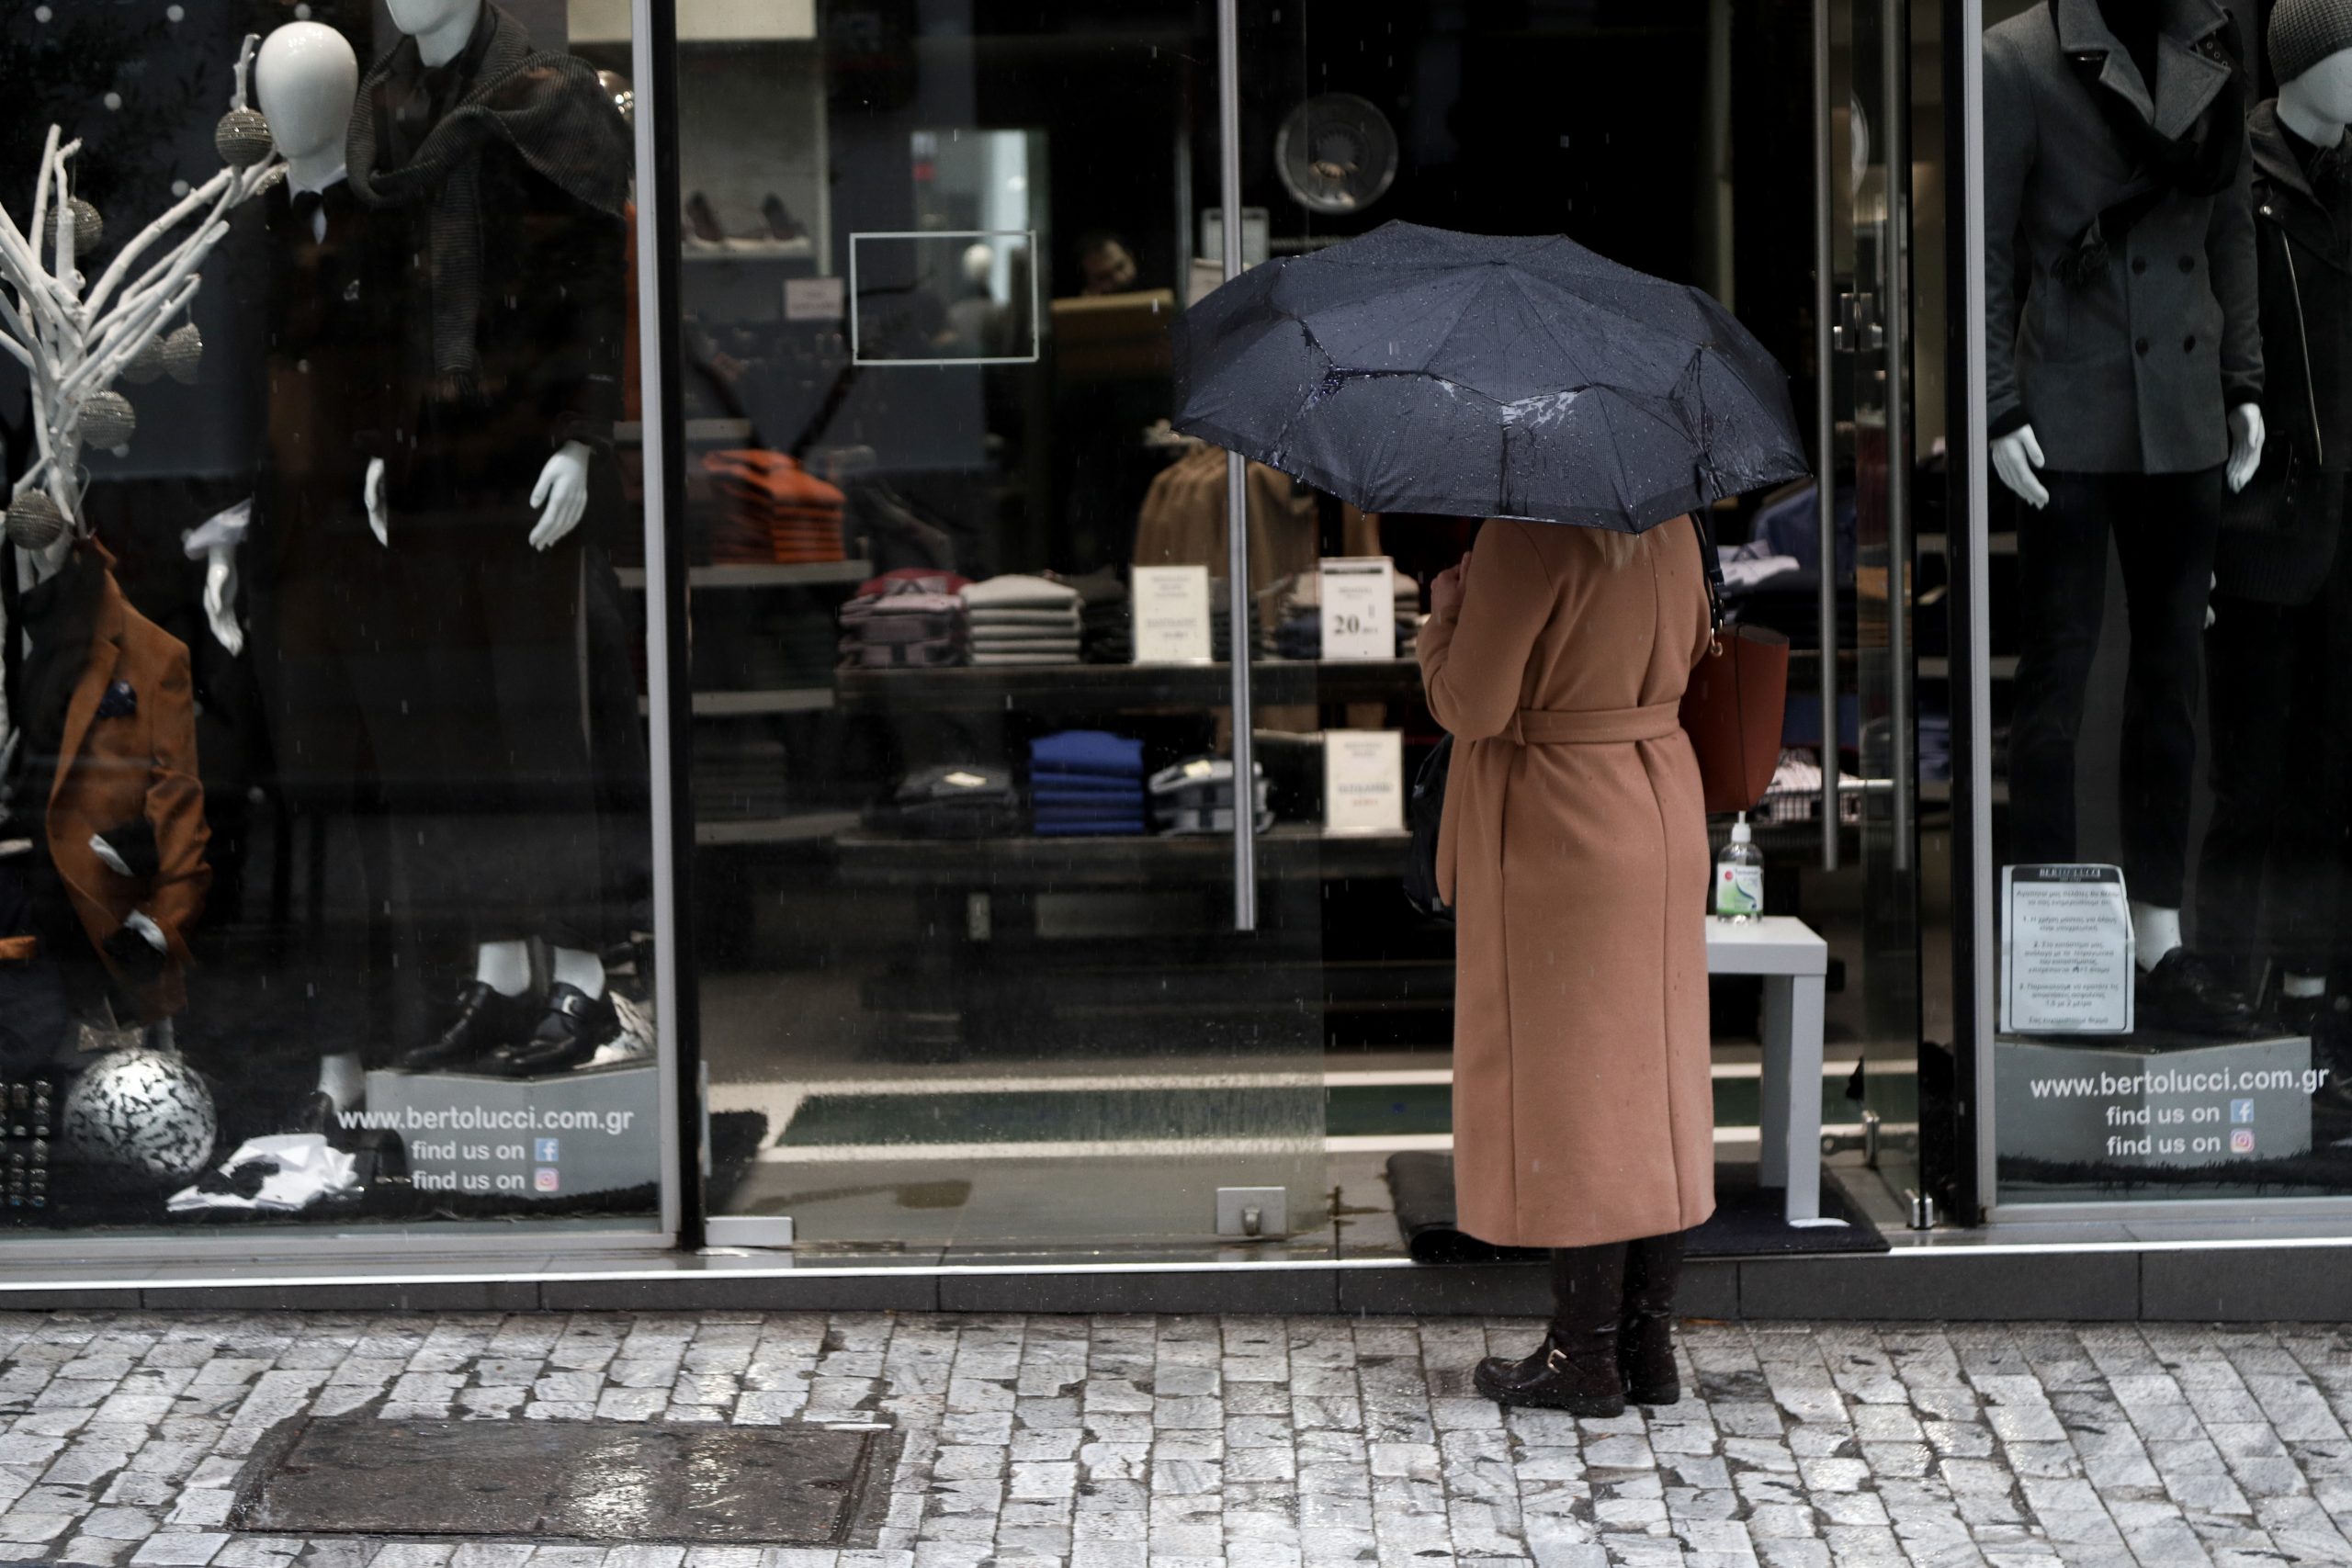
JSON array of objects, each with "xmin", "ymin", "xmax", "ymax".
[{"xmin": 0, "ymin": 1310, "xmax": 2344, "ymax": 1566}]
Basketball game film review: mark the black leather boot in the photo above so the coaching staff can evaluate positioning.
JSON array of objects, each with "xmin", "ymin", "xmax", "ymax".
[
  {"xmin": 395, "ymin": 982, "xmax": 528, "ymax": 1073},
  {"xmin": 482, "ymin": 983, "xmax": 617, "ymax": 1078},
  {"xmin": 1620, "ymin": 1232, "xmax": 1685, "ymax": 1405},
  {"xmin": 1474, "ymin": 1243, "xmax": 1627, "ymax": 1415}
]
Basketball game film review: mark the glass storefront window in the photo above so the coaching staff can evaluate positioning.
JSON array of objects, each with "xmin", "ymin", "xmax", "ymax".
[
  {"xmin": 0, "ymin": 0, "xmax": 665, "ymax": 1239},
  {"xmin": 1972, "ymin": 0, "xmax": 2352, "ymax": 1208}
]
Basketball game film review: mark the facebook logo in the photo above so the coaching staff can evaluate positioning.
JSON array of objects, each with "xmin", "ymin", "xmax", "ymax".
[
  {"xmin": 2230, "ymin": 1100, "xmax": 2255, "ymax": 1125},
  {"xmin": 535, "ymin": 1138, "xmax": 560, "ymax": 1163}
]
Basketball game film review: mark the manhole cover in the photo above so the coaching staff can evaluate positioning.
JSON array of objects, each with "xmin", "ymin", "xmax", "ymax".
[{"xmin": 230, "ymin": 1418, "xmax": 895, "ymax": 1545}]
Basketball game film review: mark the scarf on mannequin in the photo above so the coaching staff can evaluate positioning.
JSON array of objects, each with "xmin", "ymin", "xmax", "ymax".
[
  {"xmin": 2049, "ymin": 0, "xmax": 2247, "ymax": 286},
  {"xmin": 345, "ymin": 2, "xmax": 631, "ymax": 393}
]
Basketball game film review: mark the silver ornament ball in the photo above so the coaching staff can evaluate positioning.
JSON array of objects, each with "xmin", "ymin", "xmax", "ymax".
[
  {"xmin": 62, "ymin": 1048, "xmax": 218, "ymax": 1184},
  {"xmin": 121, "ymin": 334, "xmax": 167, "ymax": 385},
  {"xmin": 40, "ymin": 197, "xmax": 103, "ymax": 258},
  {"xmin": 214, "ymin": 107, "xmax": 272, "ymax": 169},
  {"xmin": 78, "ymin": 389, "xmax": 135, "ymax": 449},
  {"xmin": 162, "ymin": 323, "xmax": 203, "ymax": 385},
  {"xmin": 4, "ymin": 490, "xmax": 64, "ymax": 551}
]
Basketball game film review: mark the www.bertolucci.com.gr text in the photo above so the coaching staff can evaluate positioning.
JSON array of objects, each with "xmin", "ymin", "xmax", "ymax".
[
  {"xmin": 335, "ymin": 1104, "xmax": 638, "ymax": 1135},
  {"xmin": 2026, "ymin": 1067, "xmax": 2333, "ymax": 1099}
]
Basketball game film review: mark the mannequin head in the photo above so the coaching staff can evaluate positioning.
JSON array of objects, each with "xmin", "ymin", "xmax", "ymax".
[
  {"xmin": 387, "ymin": 0, "xmax": 485, "ymax": 67},
  {"xmin": 2279, "ymin": 48, "xmax": 2352, "ymax": 146},
  {"xmin": 255, "ymin": 24, "xmax": 358, "ymax": 168}
]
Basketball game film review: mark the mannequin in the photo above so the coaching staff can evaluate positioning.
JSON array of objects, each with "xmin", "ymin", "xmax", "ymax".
[
  {"xmin": 345, "ymin": 0, "xmax": 634, "ymax": 1076},
  {"xmin": 1984, "ymin": 0, "xmax": 2267, "ymax": 1032},
  {"xmin": 2199, "ymin": 7, "xmax": 2352, "ymax": 1109}
]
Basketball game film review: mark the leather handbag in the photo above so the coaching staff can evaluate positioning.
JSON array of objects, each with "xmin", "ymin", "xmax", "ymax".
[{"xmin": 1679, "ymin": 513, "xmax": 1791, "ymax": 814}]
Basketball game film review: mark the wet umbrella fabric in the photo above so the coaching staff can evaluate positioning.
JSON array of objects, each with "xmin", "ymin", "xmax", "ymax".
[{"xmin": 1171, "ymin": 222, "xmax": 1808, "ymax": 533}]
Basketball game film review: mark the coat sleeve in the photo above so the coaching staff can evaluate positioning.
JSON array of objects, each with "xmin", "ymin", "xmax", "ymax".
[
  {"xmin": 138, "ymin": 639, "xmax": 211, "ymax": 963},
  {"xmin": 1982, "ymin": 25, "xmax": 2040, "ymax": 442},
  {"xmin": 1417, "ymin": 519, "xmax": 1556, "ymax": 741},
  {"xmin": 2210, "ymin": 121, "xmax": 2265, "ymax": 412}
]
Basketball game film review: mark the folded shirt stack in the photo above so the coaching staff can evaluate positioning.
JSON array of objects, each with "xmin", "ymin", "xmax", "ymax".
[
  {"xmin": 839, "ymin": 569, "xmax": 972, "ymax": 668},
  {"xmin": 1030, "ymin": 729, "xmax": 1147, "ymax": 837},
  {"xmin": 963, "ymin": 575, "xmax": 1083, "ymax": 666},
  {"xmin": 702, "ymin": 449, "xmax": 846, "ymax": 565},
  {"xmin": 1149, "ymin": 756, "xmax": 1273, "ymax": 836},
  {"xmin": 1054, "ymin": 569, "xmax": 1132, "ymax": 664},
  {"xmin": 1207, "ymin": 579, "xmax": 1262, "ymax": 663},
  {"xmin": 865, "ymin": 764, "xmax": 1023, "ymax": 840},
  {"xmin": 1258, "ymin": 565, "xmax": 1422, "ymax": 660}
]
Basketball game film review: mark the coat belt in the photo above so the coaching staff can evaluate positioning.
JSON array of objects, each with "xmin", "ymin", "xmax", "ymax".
[{"xmin": 1506, "ymin": 702, "xmax": 1682, "ymax": 745}]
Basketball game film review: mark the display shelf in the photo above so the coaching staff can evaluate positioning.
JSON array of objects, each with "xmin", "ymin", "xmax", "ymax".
[
  {"xmin": 616, "ymin": 560, "xmax": 871, "ymax": 590},
  {"xmin": 682, "ymin": 239, "xmax": 816, "ymax": 262},
  {"xmin": 834, "ymin": 659, "xmax": 1425, "ymax": 715},
  {"xmin": 833, "ymin": 823, "xmax": 1410, "ymax": 888},
  {"xmin": 1917, "ymin": 655, "xmax": 2018, "ymax": 681},
  {"xmin": 695, "ymin": 810, "xmax": 862, "ymax": 847},
  {"xmin": 639, "ymin": 688, "xmax": 835, "ymax": 716},
  {"xmin": 613, "ymin": 417, "xmax": 755, "ymax": 445}
]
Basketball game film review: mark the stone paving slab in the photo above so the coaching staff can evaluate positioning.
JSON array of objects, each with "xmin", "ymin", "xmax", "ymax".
[{"xmin": 0, "ymin": 1312, "xmax": 2341, "ymax": 1566}]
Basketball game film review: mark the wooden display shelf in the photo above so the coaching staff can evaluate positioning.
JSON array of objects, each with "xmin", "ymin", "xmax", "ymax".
[
  {"xmin": 832, "ymin": 823, "xmax": 1410, "ymax": 888},
  {"xmin": 834, "ymin": 659, "xmax": 1426, "ymax": 715},
  {"xmin": 616, "ymin": 560, "xmax": 871, "ymax": 590}
]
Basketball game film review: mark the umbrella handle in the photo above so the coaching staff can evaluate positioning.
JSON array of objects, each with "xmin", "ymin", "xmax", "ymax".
[{"xmin": 1690, "ymin": 511, "xmax": 1727, "ymax": 652}]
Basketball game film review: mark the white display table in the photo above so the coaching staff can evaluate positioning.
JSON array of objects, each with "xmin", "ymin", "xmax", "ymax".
[{"xmin": 1705, "ymin": 915, "xmax": 1832, "ymax": 1223}]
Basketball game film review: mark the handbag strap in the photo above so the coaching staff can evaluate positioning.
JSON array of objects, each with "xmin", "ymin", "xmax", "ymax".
[{"xmin": 1690, "ymin": 511, "xmax": 1726, "ymax": 640}]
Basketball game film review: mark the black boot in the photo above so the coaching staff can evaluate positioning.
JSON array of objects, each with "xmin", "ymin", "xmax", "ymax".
[
  {"xmin": 1474, "ymin": 1243, "xmax": 1627, "ymax": 1415},
  {"xmin": 395, "ymin": 982, "xmax": 529, "ymax": 1073},
  {"xmin": 1620, "ymin": 1232, "xmax": 1684, "ymax": 1405}
]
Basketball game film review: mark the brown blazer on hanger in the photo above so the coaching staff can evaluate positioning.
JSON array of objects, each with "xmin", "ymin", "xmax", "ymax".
[{"xmin": 43, "ymin": 547, "xmax": 209, "ymax": 1021}]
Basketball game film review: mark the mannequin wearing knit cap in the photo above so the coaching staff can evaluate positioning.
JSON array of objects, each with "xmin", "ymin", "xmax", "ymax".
[{"xmin": 2198, "ymin": 0, "xmax": 2352, "ymax": 1111}]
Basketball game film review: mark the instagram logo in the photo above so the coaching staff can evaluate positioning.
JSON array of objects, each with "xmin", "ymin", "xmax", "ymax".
[
  {"xmin": 534, "ymin": 1168, "xmax": 560, "ymax": 1192},
  {"xmin": 2230, "ymin": 1130, "xmax": 2256, "ymax": 1154}
]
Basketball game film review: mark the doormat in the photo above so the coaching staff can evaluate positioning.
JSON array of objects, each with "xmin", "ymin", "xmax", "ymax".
[
  {"xmin": 229, "ymin": 1418, "xmax": 899, "ymax": 1545},
  {"xmin": 1385, "ymin": 1155, "xmax": 1888, "ymax": 1262}
]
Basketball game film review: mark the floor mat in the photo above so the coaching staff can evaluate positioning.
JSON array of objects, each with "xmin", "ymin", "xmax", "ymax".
[{"xmin": 1385, "ymin": 1154, "xmax": 1888, "ymax": 1261}]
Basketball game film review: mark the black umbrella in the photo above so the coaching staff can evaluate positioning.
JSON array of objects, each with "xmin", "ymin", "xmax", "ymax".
[{"xmin": 1171, "ymin": 222, "xmax": 1808, "ymax": 533}]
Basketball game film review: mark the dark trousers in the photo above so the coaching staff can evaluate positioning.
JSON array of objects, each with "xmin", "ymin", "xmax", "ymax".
[
  {"xmin": 2198, "ymin": 543, "xmax": 2352, "ymax": 984},
  {"xmin": 2008, "ymin": 468, "xmax": 2222, "ymax": 908}
]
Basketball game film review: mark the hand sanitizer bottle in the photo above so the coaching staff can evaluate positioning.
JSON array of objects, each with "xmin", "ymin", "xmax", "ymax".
[{"xmin": 1714, "ymin": 812, "xmax": 1764, "ymax": 923}]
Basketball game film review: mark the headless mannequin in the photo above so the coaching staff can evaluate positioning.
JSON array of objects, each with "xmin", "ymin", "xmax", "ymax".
[
  {"xmin": 356, "ymin": 0, "xmax": 623, "ymax": 1067},
  {"xmin": 1989, "ymin": 0, "xmax": 2265, "ymax": 976}
]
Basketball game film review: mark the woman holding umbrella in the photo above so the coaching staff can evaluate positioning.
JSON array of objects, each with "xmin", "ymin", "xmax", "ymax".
[{"xmin": 1175, "ymin": 223, "xmax": 1807, "ymax": 1415}]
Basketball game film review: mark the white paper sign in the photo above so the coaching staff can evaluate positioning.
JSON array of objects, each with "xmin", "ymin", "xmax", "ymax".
[
  {"xmin": 785, "ymin": 276, "xmax": 845, "ymax": 321},
  {"xmin": 1131, "ymin": 565, "xmax": 1214, "ymax": 664},
  {"xmin": 2001, "ymin": 864, "xmax": 2135, "ymax": 1035},
  {"xmin": 1319, "ymin": 557, "xmax": 1396, "ymax": 662},
  {"xmin": 1324, "ymin": 730, "xmax": 1404, "ymax": 835}
]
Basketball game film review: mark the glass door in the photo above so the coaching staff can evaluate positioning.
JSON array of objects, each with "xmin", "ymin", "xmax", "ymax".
[{"xmin": 668, "ymin": 0, "xmax": 1326, "ymax": 1257}]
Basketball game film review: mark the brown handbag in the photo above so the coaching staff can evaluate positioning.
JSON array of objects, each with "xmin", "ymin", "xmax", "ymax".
[{"xmin": 1678, "ymin": 514, "xmax": 1792, "ymax": 814}]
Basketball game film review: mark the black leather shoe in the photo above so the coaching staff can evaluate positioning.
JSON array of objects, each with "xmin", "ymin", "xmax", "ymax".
[
  {"xmin": 284, "ymin": 1089, "xmax": 335, "ymax": 1139},
  {"xmin": 481, "ymin": 984, "xmax": 616, "ymax": 1078},
  {"xmin": 396, "ymin": 982, "xmax": 528, "ymax": 1073},
  {"xmin": 2137, "ymin": 950, "xmax": 2256, "ymax": 1036},
  {"xmin": 1475, "ymin": 1330, "xmax": 1626, "ymax": 1416},
  {"xmin": 1620, "ymin": 1234, "xmax": 1684, "ymax": 1405}
]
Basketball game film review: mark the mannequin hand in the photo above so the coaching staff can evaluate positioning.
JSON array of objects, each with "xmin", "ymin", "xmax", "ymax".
[
  {"xmin": 124, "ymin": 910, "xmax": 166, "ymax": 954},
  {"xmin": 1430, "ymin": 558, "xmax": 1468, "ymax": 620},
  {"xmin": 2227, "ymin": 403, "xmax": 2267, "ymax": 493},
  {"xmin": 1992, "ymin": 426, "xmax": 2050, "ymax": 509},
  {"xmin": 528, "ymin": 441, "xmax": 594, "ymax": 550},
  {"xmin": 202, "ymin": 544, "xmax": 243, "ymax": 656},
  {"xmin": 365, "ymin": 457, "xmax": 388, "ymax": 547}
]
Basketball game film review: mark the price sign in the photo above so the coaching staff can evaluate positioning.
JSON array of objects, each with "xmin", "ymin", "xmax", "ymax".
[
  {"xmin": 1131, "ymin": 566, "xmax": 1214, "ymax": 664},
  {"xmin": 1319, "ymin": 557, "xmax": 1396, "ymax": 662},
  {"xmin": 1324, "ymin": 730, "xmax": 1404, "ymax": 834}
]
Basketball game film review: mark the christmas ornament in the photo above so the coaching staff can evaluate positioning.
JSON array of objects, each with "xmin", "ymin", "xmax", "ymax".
[
  {"xmin": 40, "ymin": 197, "xmax": 102, "ymax": 258},
  {"xmin": 4, "ymin": 490, "xmax": 65, "ymax": 551},
  {"xmin": 121, "ymin": 335, "xmax": 166, "ymax": 385},
  {"xmin": 162, "ymin": 322, "xmax": 203, "ymax": 384},
  {"xmin": 78, "ymin": 389, "xmax": 135, "ymax": 449},
  {"xmin": 62, "ymin": 1048, "xmax": 217, "ymax": 1185},
  {"xmin": 214, "ymin": 107, "xmax": 272, "ymax": 169}
]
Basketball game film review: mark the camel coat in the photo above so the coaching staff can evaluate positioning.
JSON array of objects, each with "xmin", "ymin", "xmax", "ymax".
[{"xmin": 1419, "ymin": 518, "xmax": 1716, "ymax": 1247}]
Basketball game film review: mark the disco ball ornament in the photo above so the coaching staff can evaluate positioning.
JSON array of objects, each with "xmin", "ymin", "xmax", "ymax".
[
  {"xmin": 122, "ymin": 334, "xmax": 167, "ymax": 385},
  {"xmin": 214, "ymin": 107, "xmax": 273, "ymax": 169},
  {"xmin": 4, "ymin": 490, "xmax": 65, "ymax": 551},
  {"xmin": 40, "ymin": 197, "xmax": 103, "ymax": 258},
  {"xmin": 78, "ymin": 389, "xmax": 135, "ymax": 449},
  {"xmin": 62, "ymin": 1048, "xmax": 218, "ymax": 1184},
  {"xmin": 163, "ymin": 323, "xmax": 203, "ymax": 385}
]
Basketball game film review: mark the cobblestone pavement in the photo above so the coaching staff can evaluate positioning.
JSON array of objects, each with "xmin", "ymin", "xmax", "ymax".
[{"xmin": 0, "ymin": 1313, "xmax": 2347, "ymax": 1567}]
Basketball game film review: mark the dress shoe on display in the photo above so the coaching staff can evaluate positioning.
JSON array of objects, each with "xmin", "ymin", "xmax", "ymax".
[
  {"xmin": 684, "ymin": 191, "xmax": 725, "ymax": 243},
  {"xmin": 481, "ymin": 983, "xmax": 616, "ymax": 1078},
  {"xmin": 284, "ymin": 1090, "xmax": 336, "ymax": 1139},
  {"xmin": 2135, "ymin": 949, "xmax": 2256, "ymax": 1036},
  {"xmin": 395, "ymin": 982, "xmax": 529, "ymax": 1074},
  {"xmin": 762, "ymin": 193, "xmax": 803, "ymax": 241}
]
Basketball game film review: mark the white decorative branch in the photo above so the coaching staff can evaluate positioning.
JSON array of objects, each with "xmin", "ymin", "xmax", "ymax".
[{"xmin": 2, "ymin": 40, "xmax": 282, "ymax": 537}]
